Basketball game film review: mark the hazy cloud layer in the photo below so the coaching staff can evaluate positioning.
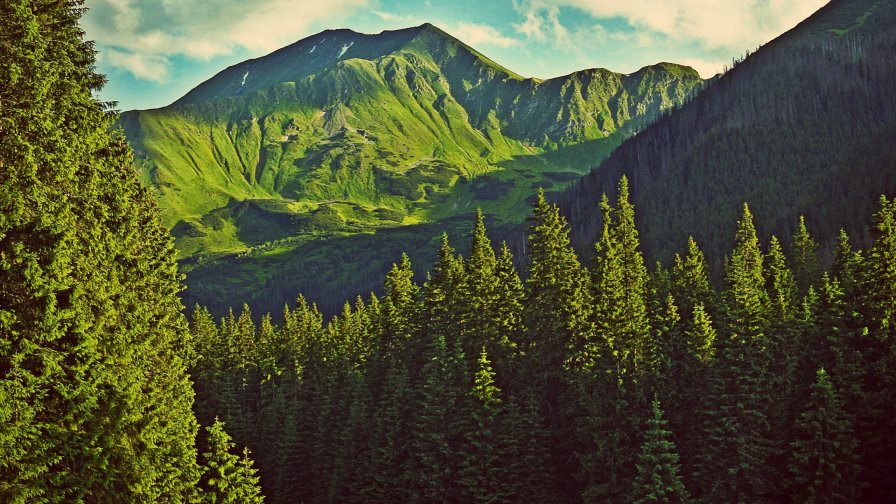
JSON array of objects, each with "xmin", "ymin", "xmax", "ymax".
[
  {"xmin": 84, "ymin": 0, "xmax": 369, "ymax": 81},
  {"xmin": 452, "ymin": 22, "xmax": 519, "ymax": 48},
  {"xmin": 514, "ymin": 0, "xmax": 826, "ymax": 51}
]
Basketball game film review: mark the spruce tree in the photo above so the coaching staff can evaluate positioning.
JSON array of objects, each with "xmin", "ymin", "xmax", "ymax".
[
  {"xmin": 200, "ymin": 419, "xmax": 265, "ymax": 504},
  {"xmin": 378, "ymin": 253, "xmax": 421, "ymax": 368},
  {"xmin": 788, "ymin": 368, "xmax": 860, "ymax": 503},
  {"xmin": 790, "ymin": 216, "xmax": 820, "ymax": 298},
  {"xmin": 462, "ymin": 211, "xmax": 515, "ymax": 374},
  {"xmin": 765, "ymin": 236, "xmax": 797, "ymax": 322},
  {"xmin": 697, "ymin": 204, "xmax": 777, "ymax": 503},
  {"xmin": 0, "ymin": 1, "xmax": 204, "ymax": 499},
  {"xmin": 670, "ymin": 237, "xmax": 714, "ymax": 320},
  {"xmin": 523, "ymin": 189, "xmax": 588, "ymax": 501},
  {"xmin": 492, "ymin": 241, "xmax": 524, "ymax": 385},
  {"xmin": 590, "ymin": 177, "xmax": 651, "ymax": 377},
  {"xmin": 854, "ymin": 196, "xmax": 896, "ymax": 501},
  {"xmin": 631, "ymin": 398, "xmax": 691, "ymax": 504},
  {"xmin": 579, "ymin": 178, "xmax": 651, "ymax": 503},
  {"xmin": 460, "ymin": 348, "xmax": 506, "ymax": 503},
  {"xmin": 423, "ymin": 234, "xmax": 466, "ymax": 355}
]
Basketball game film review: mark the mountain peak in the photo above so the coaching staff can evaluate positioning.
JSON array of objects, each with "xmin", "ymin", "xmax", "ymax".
[{"xmin": 173, "ymin": 23, "xmax": 520, "ymax": 106}]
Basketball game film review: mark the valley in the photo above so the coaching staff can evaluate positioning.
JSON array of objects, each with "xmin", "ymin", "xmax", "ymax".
[{"xmin": 119, "ymin": 23, "xmax": 704, "ymax": 314}]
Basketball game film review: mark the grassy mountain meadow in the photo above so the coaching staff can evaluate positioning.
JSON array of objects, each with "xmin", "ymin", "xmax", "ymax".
[{"xmin": 118, "ymin": 23, "xmax": 704, "ymax": 315}]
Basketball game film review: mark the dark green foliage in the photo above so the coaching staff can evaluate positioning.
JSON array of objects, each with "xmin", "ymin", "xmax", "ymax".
[
  {"xmin": 459, "ymin": 349, "xmax": 506, "ymax": 503},
  {"xmin": 183, "ymin": 181, "xmax": 896, "ymax": 504},
  {"xmin": 200, "ymin": 419, "xmax": 265, "ymax": 504},
  {"xmin": 791, "ymin": 216, "xmax": 820, "ymax": 297},
  {"xmin": 788, "ymin": 368, "xmax": 860, "ymax": 503},
  {"xmin": 696, "ymin": 204, "xmax": 778, "ymax": 503},
  {"xmin": 631, "ymin": 398, "xmax": 690, "ymax": 504},
  {"xmin": 561, "ymin": 0, "xmax": 896, "ymax": 274},
  {"xmin": 0, "ymin": 1, "xmax": 226, "ymax": 500}
]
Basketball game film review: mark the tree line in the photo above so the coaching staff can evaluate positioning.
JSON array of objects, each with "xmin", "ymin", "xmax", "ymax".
[{"xmin": 190, "ymin": 178, "xmax": 896, "ymax": 503}]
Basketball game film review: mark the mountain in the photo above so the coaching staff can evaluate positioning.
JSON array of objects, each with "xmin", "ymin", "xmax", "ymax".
[
  {"xmin": 119, "ymin": 23, "xmax": 704, "ymax": 315},
  {"xmin": 559, "ymin": 0, "xmax": 896, "ymax": 269}
]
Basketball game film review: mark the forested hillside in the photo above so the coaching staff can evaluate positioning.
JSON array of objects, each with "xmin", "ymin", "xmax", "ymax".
[
  {"xmin": 560, "ymin": 0, "xmax": 896, "ymax": 268},
  {"xmin": 188, "ymin": 178, "xmax": 896, "ymax": 502}
]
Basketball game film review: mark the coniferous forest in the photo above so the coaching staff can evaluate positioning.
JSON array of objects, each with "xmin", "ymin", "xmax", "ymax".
[
  {"xmin": 3, "ymin": 1, "xmax": 896, "ymax": 503},
  {"xmin": 188, "ymin": 181, "xmax": 896, "ymax": 503}
]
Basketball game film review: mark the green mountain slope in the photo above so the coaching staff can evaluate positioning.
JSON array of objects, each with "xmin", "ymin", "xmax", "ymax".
[
  {"xmin": 559, "ymin": 0, "xmax": 896, "ymax": 269},
  {"xmin": 119, "ymin": 23, "xmax": 703, "ymax": 314}
]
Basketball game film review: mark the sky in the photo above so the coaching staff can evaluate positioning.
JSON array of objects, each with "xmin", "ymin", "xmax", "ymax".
[{"xmin": 82, "ymin": 0, "xmax": 829, "ymax": 111}]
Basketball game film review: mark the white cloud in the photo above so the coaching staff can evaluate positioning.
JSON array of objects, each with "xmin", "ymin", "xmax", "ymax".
[
  {"xmin": 83, "ymin": 0, "xmax": 370, "ymax": 81},
  {"xmin": 515, "ymin": 0, "xmax": 828, "ymax": 52},
  {"xmin": 677, "ymin": 57, "xmax": 725, "ymax": 78},
  {"xmin": 516, "ymin": 10, "xmax": 546, "ymax": 40},
  {"xmin": 104, "ymin": 48, "xmax": 170, "ymax": 82},
  {"xmin": 450, "ymin": 22, "xmax": 519, "ymax": 48}
]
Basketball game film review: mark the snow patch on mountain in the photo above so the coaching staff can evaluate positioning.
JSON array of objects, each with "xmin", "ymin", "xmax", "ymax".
[{"xmin": 338, "ymin": 42, "xmax": 354, "ymax": 58}]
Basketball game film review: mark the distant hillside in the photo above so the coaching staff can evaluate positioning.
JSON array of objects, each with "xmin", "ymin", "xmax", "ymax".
[
  {"xmin": 118, "ymin": 23, "xmax": 703, "ymax": 315},
  {"xmin": 559, "ymin": 0, "xmax": 896, "ymax": 268}
]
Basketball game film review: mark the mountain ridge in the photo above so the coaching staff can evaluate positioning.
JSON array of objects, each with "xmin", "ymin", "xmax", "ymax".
[
  {"xmin": 558, "ymin": 0, "xmax": 896, "ymax": 271},
  {"xmin": 118, "ymin": 21, "xmax": 705, "ymax": 315}
]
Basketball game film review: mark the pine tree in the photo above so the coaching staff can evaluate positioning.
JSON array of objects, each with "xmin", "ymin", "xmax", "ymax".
[
  {"xmin": 364, "ymin": 362, "xmax": 413, "ymax": 502},
  {"xmin": 765, "ymin": 236, "xmax": 797, "ymax": 322},
  {"xmin": 524, "ymin": 189, "xmax": 589, "ymax": 381},
  {"xmin": 579, "ymin": 178, "xmax": 652, "ymax": 503},
  {"xmin": 409, "ymin": 333, "xmax": 457, "ymax": 502},
  {"xmin": 590, "ymin": 177, "xmax": 651, "ymax": 378},
  {"xmin": 697, "ymin": 203, "xmax": 777, "ymax": 503},
  {"xmin": 0, "ymin": 1, "xmax": 203, "ymax": 499},
  {"xmin": 378, "ymin": 253, "xmax": 421, "ymax": 368},
  {"xmin": 631, "ymin": 398, "xmax": 691, "ymax": 504},
  {"xmin": 523, "ymin": 189, "xmax": 589, "ymax": 500},
  {"xmin": 462, "ymin": 211, "xmax": 515, "ymax": 375},
  {"xmin": 499, "ymin": 391, "xmax": 554, "ymax": 503},
  {"xmin": 854, "ymin": 196, "xmax": 896, "ymax": 501},
  {"xmin": 492, "ymin": 241, "xmax": 524, "ymax": 385},
  {"xmin": 460, "ymin": 348, "xmax": 506, "ymax": 503},
  {"xmin": 831, "ymin": 229, "xmax": 862, "ymax": 301},
  {"xmin": 791, "ymin": 216, "xmax": 820, "ymax": 298},
  {"xmin": 788, "ymin": 368, "xmax": 860, "ymax": 503},
  {"xmin": 423, "ymin": 234, "xmax": 466, "ymax": 355},
  {"xmin": 688, "ymin": 303, "xmax": 716, "ymax": 365},
  {"xmin": 670, "ymin": 237, "xmax": 714, "ymax": 320},
  {"xmin": 200, "ymin": 419, "xmax": 265, "ymax": 504}
]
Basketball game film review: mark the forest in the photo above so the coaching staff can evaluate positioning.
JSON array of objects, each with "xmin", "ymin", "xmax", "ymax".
[
  {"xmin": 560, "ymin": 4, "xmax": 896, "ymax": 270},
  {"xmin": 188, "ymin": 178, "xmax": 896, "ymax": 503},
  {"xmin": 2, "ymin": 0, "xmax": 895, "ymax": 502}
]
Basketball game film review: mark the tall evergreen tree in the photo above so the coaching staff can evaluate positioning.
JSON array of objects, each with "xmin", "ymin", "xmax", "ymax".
[
  {"xmin": 200, "ymin": 419, "xmax": 265, "ymax": 504},
  {"xmin": 378, "ymin": 253, "xmax": 421, "ymax": 369},
  {"xmin": 492, "ymin": 241, "xmax": 524, "ymax": 385},
  {"xmin": 0, "ymin": 1, "xmax": 208, "ymax": 499},
  {"xmin": 790, "ymin": 216, "xmax": 820, "ymax": 298},
  {"xmin": 670, "ymin": 237, "xmax": 715, "ymax": 320},
  {"xmin": 590, "ymin": 177, "xmax": 651, "ymax": 377},
  {"xmin": 697, "ymin": 204, "xmax": 777, "ymax": 503},
  {"xmin": 765, "ymin": 236, "xmax": 797, "ymax": 322},
  {"xmin": 460, "ymin": 348, "xmax": 506, "ymax": 503},
  {"xmin": 854, "ymin": 196, "xmax": 896, "ymax": 501},
  {"xmin": 788, "ymin": 368, "xmax": 860, "ymax": 503},
  {"xmin": 462, "ymin": 211, "xmax": 515, "ymax": 374},
  {"xmin": 631, "ymin": 398, "xmax": 691, "ymax": 504},
  {"xmin": 579, "ymin": 178, "xmax": 652, "ymax": 503},
  {"xmin": 523, "ymin": 189, "xmax": 588, "ymax": 501}
]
